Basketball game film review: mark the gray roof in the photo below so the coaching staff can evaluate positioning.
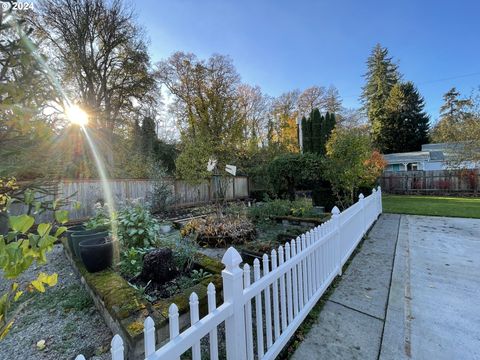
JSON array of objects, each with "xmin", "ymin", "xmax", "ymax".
[
  {"xmin": 383, "ymin": 151, "xmax": 431, "ymax": 164},
  {"xmin": 421, "ymin": 142, "xmax": 465, "ymax": 152},
  {"xmin": 429, "ymin": 151, "xmax": 445, "ymax": 161}
]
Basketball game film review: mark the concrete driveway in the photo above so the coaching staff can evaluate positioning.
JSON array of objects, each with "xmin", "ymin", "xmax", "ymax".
[
  {"xmin": 292, "ymin": 214, "xmax": 480, "ymax": 360},
  {"xmin": 381, "ymin": 215, "xmax": 480, "ymax": 360}
]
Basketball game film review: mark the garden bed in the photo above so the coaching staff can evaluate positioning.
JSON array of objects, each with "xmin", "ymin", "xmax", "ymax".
[
  {"xmin": 271, "ymin": 214, "xmax": 330, "ymax": 227},
  {"xmin": 62, "ymin": 238, "xmax": 223, "ymax": 360}
]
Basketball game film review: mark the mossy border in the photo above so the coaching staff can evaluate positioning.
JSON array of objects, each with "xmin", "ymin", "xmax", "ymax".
[{"xmin": 62, "ymin": 238, "xmax": 224, "ymax": 359}]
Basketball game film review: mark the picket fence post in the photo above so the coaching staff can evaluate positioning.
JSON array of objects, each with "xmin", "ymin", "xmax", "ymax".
[
  {"xmin": 111, "ymin": 334, "xmax": 124, "ymax": 360},
  {"xmin": 359, "ymin": 193, "xmax": 366, "ymax": 232},
  {"xmin": 377, "ymin": 185, "xmax": 382, "ymax": 215},
  {"xmin": 222, "ymin": 247, "xmax": 247, "ymax": 360},
  {"xmin": 331, "ymin": 206, "xmax": 342, "ymax": 276},
  {"xmin": 144, "ymin": 316, "xmax": 156, "ymax": 357}
]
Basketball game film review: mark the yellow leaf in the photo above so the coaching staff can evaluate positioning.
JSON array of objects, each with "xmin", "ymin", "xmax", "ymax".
[
  {"xmin": 45, "ymin": 273, "xmax": 58, "ymax": 287},
  {"xmin": 37, "ymin": 272, "xmax": 48, "ymax": 283},
  {"xmin": 36, "ymin": 339, "xmax": 46, "ymax": 350},
  {"xmin": 0, "ymin": 320, "xmax": 14, "ymax": 340},
  {"xmin": 14, "ymin": 291, "xmax": 23, "ymax": 301},
  {"xmin": 11, "ymin": 283, "xmax": 18, "ymax": 292},
  {"xmin": 31, "ymin": 280, "xmax": 45, "ymax": 293}
]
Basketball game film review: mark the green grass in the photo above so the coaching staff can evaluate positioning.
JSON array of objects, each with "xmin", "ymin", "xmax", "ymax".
[{"xmin": 382, "ymin": 195, "xmax": 480, "ymax": 219}]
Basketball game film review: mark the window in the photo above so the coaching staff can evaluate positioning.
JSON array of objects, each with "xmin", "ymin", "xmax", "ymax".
[{"xmin": 407, "ymin": 163, "xmax": 418, "ymax": 171}]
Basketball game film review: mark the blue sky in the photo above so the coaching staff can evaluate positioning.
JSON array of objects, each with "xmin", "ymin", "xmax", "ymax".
[{"xmin": 135, "ymin": 0, "xmax": 480, "ymax": 122}]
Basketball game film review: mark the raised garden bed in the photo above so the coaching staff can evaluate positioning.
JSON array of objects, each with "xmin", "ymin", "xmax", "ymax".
[
  {"xmin": 62, "ymin": 238, "xmax": 223, "ymax": 359},
  {"xmin": 237, "ymin": 221, "xmax": 315, "ymax": 263},
  {"xmin": 271, "ymin": 214, "xmax": 331, "ymax": 227}
]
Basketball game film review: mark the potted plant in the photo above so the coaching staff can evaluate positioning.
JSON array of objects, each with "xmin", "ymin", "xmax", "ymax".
[
  {"xmin": 79, "ymin": 236, "xmax": 115, "ymax": 273},
  {"xmin": 66, "ymin": 224, "xmax": 86, "ymax": 254},
  {"xmin": 71, "ymin": 229, "xmax": 109, "ymax": 258},
  {"xmin": 0, "ymin": 211, "xmax": 8, "ymax": 236}
]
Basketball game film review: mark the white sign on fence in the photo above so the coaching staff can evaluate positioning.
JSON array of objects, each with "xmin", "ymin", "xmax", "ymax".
[{"xmin": 76, "ymin": 187, "xmax": 383, "ymax": 360}]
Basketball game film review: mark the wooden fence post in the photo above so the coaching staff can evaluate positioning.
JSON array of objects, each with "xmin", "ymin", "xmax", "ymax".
[
  {"xmin": 332, "ymin": 206, "xmax": 342, "ymax": 276},
  {"xmin": 222, "ymin": 247, "xmax": 247, "ymax": 360}
]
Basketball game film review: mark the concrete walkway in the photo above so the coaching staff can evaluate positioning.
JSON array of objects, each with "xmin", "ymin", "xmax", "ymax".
[{"xmin": 291, "ymin": 214, "xmax": 480, "ymax": 360}]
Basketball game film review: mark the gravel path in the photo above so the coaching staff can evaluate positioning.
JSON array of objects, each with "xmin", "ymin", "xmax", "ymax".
[{"xmin": 0, "ymin": 244, "xmax": 112, "ymax": 360}]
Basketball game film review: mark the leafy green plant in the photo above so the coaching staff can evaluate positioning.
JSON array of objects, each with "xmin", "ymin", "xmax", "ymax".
[
  {"xmin": 84, "ymin": 202, "xmax": 111, "ymax": 229},
  {"xmin": 118, "ymin": 246, "xmax": 154, "ymax": 278},
  {"xmin": 191, "ymin": 269, "xmax": 211, "ymax": 283},
  {"xmin": 117, "ymin": 202, "xmax": 160, "ymax": 248}
]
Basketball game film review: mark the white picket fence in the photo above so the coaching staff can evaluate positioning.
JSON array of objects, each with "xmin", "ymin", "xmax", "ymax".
[{"xmin": 76, "ymin": 187, "xmax": 383, "ymax": 360}]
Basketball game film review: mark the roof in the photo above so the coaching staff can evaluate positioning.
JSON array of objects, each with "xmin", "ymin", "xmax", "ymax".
[
  {"xmin": 421, "ymin": 142, "xmax": 465, "ymax": 152},
  {"xmin": 383, "ymin": 151, "xmax": 431, "ymax": 164},
  {"xmin": 429, "ymin": 151, "xmax": 445, "ymax": 161}
]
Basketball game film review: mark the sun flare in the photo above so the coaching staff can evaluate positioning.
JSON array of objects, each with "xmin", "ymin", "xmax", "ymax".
[{"xmin": 66, "ymin": 105, "xmax": 89, "ymax": 126}]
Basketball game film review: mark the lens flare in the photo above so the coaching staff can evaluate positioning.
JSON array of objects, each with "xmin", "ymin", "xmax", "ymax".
[{"xmin": 66, "ymin": 105, "xmax": 89, "ymax": 126}]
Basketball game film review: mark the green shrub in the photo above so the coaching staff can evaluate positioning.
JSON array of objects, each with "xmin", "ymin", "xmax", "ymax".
[
  {"xmin": 117, "ymin": 202, "xmax": 160, "ymax": 248},
  {"xmin": 247, "ymin": 197, "xmax": 314, "ymax": 222},
  {"xmin": 268, "ymin": 153, "xmax": 323, "ymax": 200}
]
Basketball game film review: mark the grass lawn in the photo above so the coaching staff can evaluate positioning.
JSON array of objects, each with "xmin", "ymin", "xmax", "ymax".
[{"xmin": 382, "ymin": 195, "xmax": 480, "ymax": 219}]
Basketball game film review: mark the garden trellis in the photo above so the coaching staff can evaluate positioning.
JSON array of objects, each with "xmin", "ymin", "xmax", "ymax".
[{"xmin": 76, "ymin": 187, "xmax": 382, "ymax": 360}]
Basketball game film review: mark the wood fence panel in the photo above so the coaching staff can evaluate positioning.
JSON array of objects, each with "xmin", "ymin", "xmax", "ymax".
[
  {"xmin": 10, "ymin": 177, "xmax": 249, "ymax": 222},
  {"xmin": 380, "ymin": 170, "xmax": 480, "ymax": 195}
]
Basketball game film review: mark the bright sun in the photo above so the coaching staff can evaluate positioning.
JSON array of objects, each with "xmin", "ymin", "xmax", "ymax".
[{"xmin": 66, "ymin": 105, "xmax": 89, "ymax": 126}]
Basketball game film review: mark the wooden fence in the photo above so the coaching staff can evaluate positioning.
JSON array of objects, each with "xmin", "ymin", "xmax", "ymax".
[
  {"xmin": 10, "ymin": 177, "xmax": 249, "ymax": 222},
  {"xmin": 75, "ymin": 187, "xmax": 383, "ymax": 360},
  {"xmin": 380, "ymin": 170, "xmax": 480, "ymax": 195}
]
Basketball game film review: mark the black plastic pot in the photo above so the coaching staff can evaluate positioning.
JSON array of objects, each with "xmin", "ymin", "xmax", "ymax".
[
  {"xmin": 0, "ymin": 212, "xmax": 8, "ymax": 236},
  {"xmin": 66, "ymin": 225, "xmax": 86, "ymax": 254},
  {"xmin": 79, "ymin": 237, "xmax": 114, "ymax": 273},
  {"xmin": 71, "ymin": 230, "xmax": 109, "ymax": 258}
]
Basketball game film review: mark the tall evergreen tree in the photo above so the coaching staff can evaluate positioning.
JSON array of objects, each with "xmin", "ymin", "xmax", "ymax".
[
  {"xmin": 301, "ymin": 116, "xmax": 311, "ymax": 152},
  {"xmin": 361, "ymin": 44, "xmax": 401, "ymax": 147},
  {"xmin": 141, "ymin": 117, "xmax": 158, "ymax": 158},
  {"xmin": 321, "ymin": 112, "xmax": 336, "ymax": 153},
  {"xmin": 310, "ymin": 109, "xmax": 323, "ymax": 154},
  {"xmin": 379, "ymin": 82, "xmax": 430, "ymax": 153},
  {"xmin": 301, "ymin": 109, "xmax": 336, "ymax": 155}
]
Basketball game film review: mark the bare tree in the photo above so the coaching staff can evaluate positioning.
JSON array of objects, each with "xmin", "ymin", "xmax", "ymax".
[
  {"xmin": 297, "ymin": 86, "xmax": 326, "ymax": 116},
  {"xmin": 34, "ymin": 0, "xmax": 156, "ymax": 163},
  {"xmin": 237, "ymin": 84, "xmax": 271, "ymax": 146},
  {"xmin": 324, "ymin": 85, "xmax": 343, "ymax": 114},
  {"xmin": 337, "ymin": 108, "xmax": 369, "ymax": 130}
]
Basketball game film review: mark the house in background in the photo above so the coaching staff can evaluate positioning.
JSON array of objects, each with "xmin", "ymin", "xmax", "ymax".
[{"xmin": 383, "ymin": 142, "xmax": 479, "ymax": 172}]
